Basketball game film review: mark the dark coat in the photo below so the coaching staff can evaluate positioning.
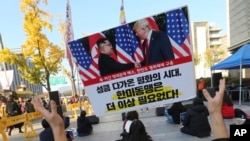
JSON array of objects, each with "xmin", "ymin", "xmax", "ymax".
[
  {"xmin": 77, "ymin": 116, "xmax": 93, "ymax": 136},
  {"xmin": 6, "ymin": 101, "xmax": 23, "ymax": 128},
  {"xmin": 6, "ymin": 101, "xmax": 21, "ymax": 116},
  {"xmin": 168, "ymin": 104, "xmax": 187, "ymax": 124},
  {"xmin": 98, "ymin": 53, "xmax": 134, "ymax": 76},
  {"xmin": 25, "ymin": 101, "xmax": 35, "ymax": 113},
  {"xmin": 39, "ymin": 116, "xmax": 70, "ymax": 141},
  {"xmin": 181, "ymin": 105, "xmax": 211, "ymax": 137},
  {"xmin": 145, "ymin": 31, "xmax": 174, "ymax": 65},
  {"xmin": 39, "ymin": 127, "xmax": 54, "ymax": 141}
]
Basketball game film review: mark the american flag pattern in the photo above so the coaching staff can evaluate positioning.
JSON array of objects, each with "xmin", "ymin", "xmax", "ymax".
[
  {"xmin": 115, "ymin": 24, "xmax": 140, "ymax": 63},
  {"xmin": 117, "ymin": 0, "xmax": 143, "ymax": 63},
  {"xmin": 166, "ymin": 8, "xmax": 191, "ymax": 58},
  {"xmin": 65, "ymin": 0, "xmax": 74, "ymax": 70},
  {"xmin": 69, "ymin": 40, "xmax": 100, "ymax": 81}
]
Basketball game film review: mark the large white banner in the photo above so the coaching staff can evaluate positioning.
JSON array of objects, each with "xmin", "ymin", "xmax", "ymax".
[
  {"xmin": 69, "ymin": 6, "xmax": 196, "ymax": 116},
  {"xmin": 87, "ymin": 60, "xmax": 196, "ymax": 116}
]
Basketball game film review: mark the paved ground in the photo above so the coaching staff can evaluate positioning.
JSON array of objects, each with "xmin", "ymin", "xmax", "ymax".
[{"xmin": 5, "ymin": 100, "xmax": 250, "ymax": 141}]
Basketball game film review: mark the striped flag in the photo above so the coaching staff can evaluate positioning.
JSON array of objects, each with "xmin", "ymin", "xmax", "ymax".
[
  {"xmin": 119, "ymin": 0, "xmax": 126, "ymax": 25},
  {"xmin": 146, "ymin": 17, "xmax": 159, "ymax": 31},
  {"xmin": 69, "ymin": 40, "xmax": 100, "ymax": 81},
  {"xmin": 65, "ymin": 0, "xmax": 74, "ymax": 70},
  {"xmin": 166, "ymin": 8, "xmax": 191, "ymax": 58}
]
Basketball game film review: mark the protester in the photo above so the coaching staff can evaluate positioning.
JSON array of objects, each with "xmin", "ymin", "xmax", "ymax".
[
  {"xmin": 25, "ymin": 98, "xmax": 35, "ymax": 113},
  {"xmin": 116, "ymin": 110, "xmax": 139, "ymax": 141},
  {"xmin": 197, "ymin": 77, "xmax": 205, "ymax": 98},
  {"xmin": 180, "ymin": 97, "xmax": 211, "ymax": 138},
  {"xmin": 0, "ymin": 96, "xmax": 7, "ymax": 119},
  {"xmin": 39, "ymin": 114, "xmax": 70, "ymax": 141},
  {"xmin": 6, "ymin": 95, "xmax": 23, "ymax": 136},
  {"xmin": 32, "ymin": 97, "xmax": 67, "ymax": 141},
  {"xmin": 221, "ymin": 94, "xmax": 235, "ymax": 118},
  {"xmin": 167, "ymin": 102, "xmax": 187, "ymax": 124},
  {"xmin": 18, "ymin": 97, "xmax": 26, "ymax": 114},
  {"xmin": 39, "ymin": 119, "xmax": 54, "ymax": 141},
  {"xmin": 127, "ymin": 119, "xmax": 153, "ymax": 141},
  {"xmin": 202, "ymin": 78, "xmax": 229, "ymax": 140},
  {"xmin": 234, "ymin": 108, "xmax": 250, "ymax": 119},
  {"xmin": 77, "ymin": 110, "xmax": 93, "ymax": 137},
  {"xmin": 0, "ymin": 96, "xmax": 8, "ymax": 132}
]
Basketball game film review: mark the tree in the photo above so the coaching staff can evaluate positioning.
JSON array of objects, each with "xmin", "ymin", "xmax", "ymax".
[
  {"xmin": 193, "ymin": 52, "xmax": 201, "ymax": 66},
  {"xmin": 203, "ymin": 45, "xmax": 228, "ymax": 68},
  {"xmin": 0, "ymin": 0, "xmax": 64, "ymax": 92}
]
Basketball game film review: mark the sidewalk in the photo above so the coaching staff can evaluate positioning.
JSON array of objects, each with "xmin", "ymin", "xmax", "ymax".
[{"xmin": 6, "ymin": 100, "xmax": 250, "ymax": 141}]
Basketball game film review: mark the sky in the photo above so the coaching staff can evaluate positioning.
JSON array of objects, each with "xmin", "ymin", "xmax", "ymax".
[
  {"xmin": 0, "ymin": 0, "xmax": 227, "ymax": 49},
  {"xmin": 0, "ymin": 0, "xmax": 227, "ymax": 91}
]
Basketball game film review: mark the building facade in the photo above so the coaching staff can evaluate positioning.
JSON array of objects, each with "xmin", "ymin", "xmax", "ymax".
[
  {"xmin": 227, "ymin": 0, "xmax": 250, "ymax": 50},
  {"xmin": 0, "ymin": 34, "xmax": 43, "ymax": 95},
  {"xmin": 227, "ymin": 0, "xmax": 250, "ymax": 78},
  {"xmin": 192, "ymin": 22, "xmax": 227, "ymax": 79},
  {"xmin": 6, "ymin": 63, "xmax": 43, "ymax": 94}
]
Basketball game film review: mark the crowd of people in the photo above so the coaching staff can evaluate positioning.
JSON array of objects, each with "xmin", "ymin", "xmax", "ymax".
[
  {"xmin": 2, "ymin": 78, "xmax": 250, "ymax": 141},
  {"xmin": 29, "ymin": 78, "xmax": 234, "ymax": 141},
  {"xmin": 0, "ymin": 95, "xmax": 36, "ymax": 136}
]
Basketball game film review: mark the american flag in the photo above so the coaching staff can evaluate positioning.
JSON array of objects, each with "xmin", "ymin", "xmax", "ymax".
[
  {"xmin": 166, "ymin": 8, "xmax": 191, "ymax": 58},
  {"xmin": 115, "ymin": 24, "xmax": 140, "ymax": 63},
  {"xmin": 69, "ymin": 40, "xmax": 100, "ymax": 81},
  {"xmin": 146, "ymin": 17, "xmax": 159, "ymax": 31},
  {"xmin": 65, "ymin": 0, "xmax": 74, "ymax": 70}
]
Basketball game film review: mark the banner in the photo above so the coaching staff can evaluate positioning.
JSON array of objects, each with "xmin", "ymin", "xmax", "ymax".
[
  {"xmin": 69, "ymin": 6, "xmax": 196, "ymax": 116},
  {"xmin": 0, "ymin": 70, "xmax": 13, "ymax": 90}
]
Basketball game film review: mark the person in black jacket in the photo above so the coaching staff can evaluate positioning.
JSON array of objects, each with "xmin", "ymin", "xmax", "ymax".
[
  {"xmin": 77, "ymin": 110, "xmax": 93, "ymax": 137},
  {"xmin": 39, "ymin": 116, "xmax": 70, "ymax": 141},
  {"xmin": 25, "ymin": 98, "xmax": 35, "ymax": 113},
  {"xmin": 180, "ymin": 97, "xmax": 211, "ymax": 138},
  {"xmin": 6, "ymin": 95, "xmax": 23, "ymax": 136},
  {"xmin": 96, "ymin": 38, "xmax": 140, "ymax": 76},
  {"xmin": 168, "ymin": 102, "xmax": 187, "ymax": 124},
  {"xmin": 127, "ymin": 119, "xmax": 153, "ymax": 141}
]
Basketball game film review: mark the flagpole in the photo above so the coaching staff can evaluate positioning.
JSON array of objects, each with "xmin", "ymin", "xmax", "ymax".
[
  {"xmin": 65, "ymin": 0, "xmax": 77, "ymax": 97},
  {"xmin": 120, "ymin": 0, "xmax": 126, "ymax": 25}
]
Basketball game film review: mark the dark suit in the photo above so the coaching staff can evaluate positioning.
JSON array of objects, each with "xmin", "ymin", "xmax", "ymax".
[
  {"xmin": 98, "ymin": 53, "xmax": 134, "ymax": 76},
  {"xmin": 142, "ymin": 31, "xmax": 174, "ymax": 65}
]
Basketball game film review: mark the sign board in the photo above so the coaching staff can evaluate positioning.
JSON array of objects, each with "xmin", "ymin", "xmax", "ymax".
[
  {"xmin": 50, "ymin": 76, "xmax": 67, "ymax": 85},
  {"xmin": 0, "ymin": 70, "xmax": 13, "ymax": 90},
  {"xmin": 69, "ymin": 6, "xmax": 196, "ymax": 116}
]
